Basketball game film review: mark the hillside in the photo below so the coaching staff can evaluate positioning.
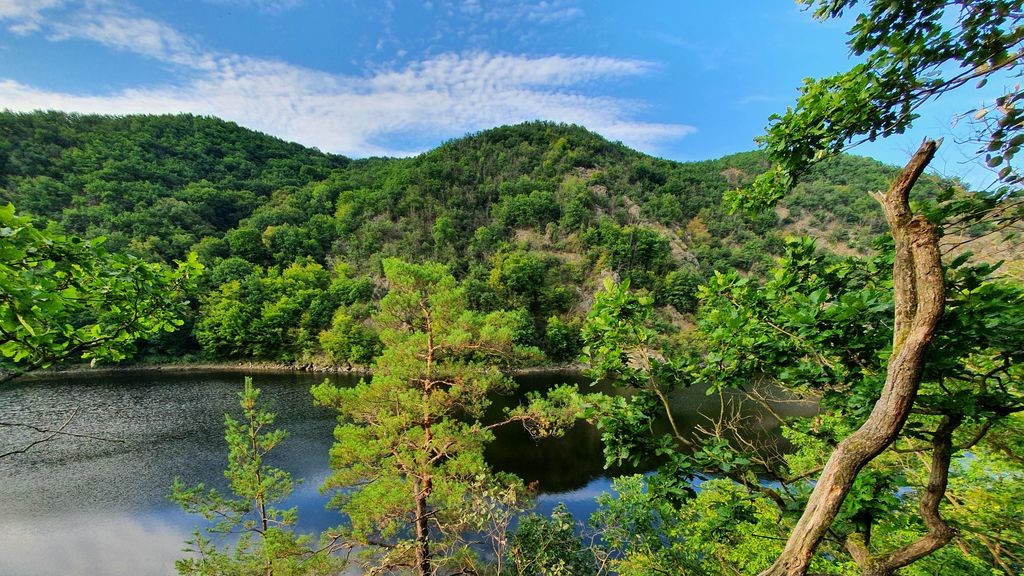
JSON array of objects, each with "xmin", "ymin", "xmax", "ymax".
[
  {"xmin": 0, "ymin": 112, "xmax": 975, "ymax": 365},
  {"xmin": 0, "ymin": 112, "xmax": 347, "ymax": 261}
]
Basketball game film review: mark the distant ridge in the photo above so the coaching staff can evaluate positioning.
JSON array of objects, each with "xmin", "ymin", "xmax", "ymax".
[{"xmin": 3, "ymin": 111, "xmax": 1001, "ymax": 363}]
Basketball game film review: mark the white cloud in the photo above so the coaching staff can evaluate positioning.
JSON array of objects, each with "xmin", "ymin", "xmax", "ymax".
[
  {"xmin": 0, "ymin": 514, "xmax": 186, "ymax": 576},
  {"xmin": 477, "ymin": 0, "xmax": 584, "ymax": 24},
  {"xmin": 49, "ymin": 10, "xmax": 211, "ymax": 69},
  {"xmin": 0, "ymin": 2, "xmax": 694, "ymax": 157},
  {"xmin": 0, "ymin": 0, "xmax": 63, "ymax": 33},
  {"xmin": 367, "ymin": 52, "xmax": 653, "ymax": 93},
  {"xmin": 2, "ymin": 0, "xmax": 212, "ymax": 68},
  {"xmin": 203, "ymin": 0, "xmax": 306, "ymax": 13}
]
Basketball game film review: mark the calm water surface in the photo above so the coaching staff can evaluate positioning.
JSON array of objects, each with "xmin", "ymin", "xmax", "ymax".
[{"xmin": 0, "ymin": 369, "xmax": 807, "ymax": 575}]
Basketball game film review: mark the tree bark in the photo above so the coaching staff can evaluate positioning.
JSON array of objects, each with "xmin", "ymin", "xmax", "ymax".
[
  {"xmin": 844, "ymin": 414, "xmax": 960, "ymax": 576},
  {"xmin": 414, "ymin": 475, "xmax": 432, "ymax": 576},
  {"xmin": 759, "ymin": 139, "xmax": 945, "ymax": 576},
  {"xmin": 415, "ymin": 300, "xmax": 434, "ymax": 576}
]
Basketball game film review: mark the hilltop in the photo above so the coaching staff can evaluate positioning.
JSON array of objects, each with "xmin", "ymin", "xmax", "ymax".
[{"xmin": 0, "ymin": 112, "xmax": 977, "ymax": 364}]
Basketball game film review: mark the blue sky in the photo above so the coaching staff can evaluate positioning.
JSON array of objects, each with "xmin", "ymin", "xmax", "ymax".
[{"xmin": 0, "ymin": 1, "xmax": 1001, "ymax": 185}]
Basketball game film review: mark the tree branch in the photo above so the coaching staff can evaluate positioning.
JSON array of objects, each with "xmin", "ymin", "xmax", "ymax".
[
  {"xmin": 761, "ymin": 139, "xmax": 944, "ymax": 576},
  {"xmin": 0, "ymin": 408, "xmax": 124, "ymax": 459},
  {"xmin": 846, "ymin": 415, "xmax": 961, "ymax": 576}
]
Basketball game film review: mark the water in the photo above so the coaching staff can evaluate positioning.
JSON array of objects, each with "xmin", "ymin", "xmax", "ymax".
[{"xmin": 0, "ymin": 368, "xmax": 812, "ymax": 575}]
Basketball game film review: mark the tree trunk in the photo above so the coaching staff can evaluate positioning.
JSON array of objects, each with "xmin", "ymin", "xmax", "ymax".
[
  {"xmin": 759, "ymin": 139, "xmax": 945, "ymax": 576},
  {"xmin": 416, "ymin": 309, "xmax": 434, "ymax": 576},
  {"xmin": 844, "ymin": 414, "xmax": 960, "ymax": 576},
  {"xmin": 414, "ymin": 475, "xmax": 432, "ymax": 576}
]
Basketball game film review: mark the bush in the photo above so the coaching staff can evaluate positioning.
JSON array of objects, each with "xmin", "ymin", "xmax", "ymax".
[
  {"xmin": 507, "ymin": 504, "xmax": 596, "ymax": 576},
  {"xmin": 660, "ymin": 268, "xmax": 704, "ymax": 313},
  {"xmin": 544, "ymin": 316, "xmax": 583, "ymax": 362}
]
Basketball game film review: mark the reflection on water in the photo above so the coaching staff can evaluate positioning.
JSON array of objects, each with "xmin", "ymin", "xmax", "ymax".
[
  {"xmin": 2, "ymin": 513, "xmax": 187, "ymax": 576},
  {"xmin": 0, "ymin": 370, "xmax": 344, "ymax": 576},
  {"xmin": 0, "ymin": 371, "xmax": 342, "ymax": 516},
  {"xmin": 0, "ymin": 369, "xmax": 813, "ymax": 575}
]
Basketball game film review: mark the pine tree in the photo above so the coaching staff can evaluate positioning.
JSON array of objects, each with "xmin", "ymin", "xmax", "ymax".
[
  {"xmin": 313, "ymin": 258, "xmax": 586, "ymax": 575},
  {"xmin": 172, "ymin": 377, "xmax": 344, "ymax": 576}
]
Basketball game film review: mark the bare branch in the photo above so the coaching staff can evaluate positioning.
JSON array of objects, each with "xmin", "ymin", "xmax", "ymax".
[{"xmin": 0, "ymin": 409, "xmax": 125, "ymax": 459}]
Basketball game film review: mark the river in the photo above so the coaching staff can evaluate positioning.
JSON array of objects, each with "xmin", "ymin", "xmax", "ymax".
[{"xmin": 0, "ymin": 368, "xmax": 810, "ymax": 575}]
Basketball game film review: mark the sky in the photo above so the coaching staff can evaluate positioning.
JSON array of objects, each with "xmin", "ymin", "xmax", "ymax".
[{"xmin": 0, "ymin": 0, "xmax": 1004, "ymax": 186}]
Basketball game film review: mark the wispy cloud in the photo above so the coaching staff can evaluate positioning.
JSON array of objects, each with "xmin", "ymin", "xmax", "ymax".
[
  {"xmin": 367, "ymin": 53, "xmax": 654, "ymax": 92},
  {"xmin": 649, "ymin": 31, "xmax": 724, "ymax": 71},
  {"xmin": 476, "ymin": 0, "xmax": 584, "ymax": 24},
  {"xmin": 2, "ymin": 0, "xmax": 211, "ymax": 68},
  {"xmin": 50, "ymin": 11, "xmax": 211, "ymax": 69},
  {"xmin": 0, "ymin": 0, "xmax": 64, "ymax": 34},
  {"xmin": 0, "ymin": 1, "xmax": 693, "ymax": 157},
  {"xmin": 202, "ymin": 0, "xmax": 306, "ymax": 14},
  {"xmin": 735, "ymin": 94, "xmax": 783, "ymax": 107}
]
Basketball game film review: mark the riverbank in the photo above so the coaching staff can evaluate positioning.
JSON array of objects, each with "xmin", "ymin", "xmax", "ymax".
[{"xmin": 15, "ymin": 359, "xmax": 588, "ymax": 380}]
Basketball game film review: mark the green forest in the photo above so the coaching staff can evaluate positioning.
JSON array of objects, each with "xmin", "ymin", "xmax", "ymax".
[
  {"xmin": 2, "ymin": 1, "xmax": 1024, "ymax": 575},
  {"xmin": 0, "ymin": 111, "xmax": 962, "ymax": 368}
]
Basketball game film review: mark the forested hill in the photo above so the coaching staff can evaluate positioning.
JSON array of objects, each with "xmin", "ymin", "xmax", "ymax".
[
  {"xmin": 0, "ymin": 111, "xmax": 955, "ymax": 364},
  {"xmin": 0, "ymin": 112, "xmax": 348, "ymax": 261}
]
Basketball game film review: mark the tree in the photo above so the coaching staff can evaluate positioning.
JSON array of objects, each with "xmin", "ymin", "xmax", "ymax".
[
  {"xmin": 311, "ymin": 258, "xmax": 587, "ymax": 576},
  {"xmin": 171, "ymin": 377, "xmax": 345, "ymax": 575},
  {"xmin": 726, "ymin": 2, "xmax": 1024, "ymax": 574},
  {"xmin": 659, "ymin": 266, "xmax": 703, "ymax": 313},
  {"xmin": 584, "ymin": 239, "xmax": 1024, "ymax": 575},
  {"xmin": 764, "ymin": 140, "xmax": 949, "ymax": 576},
  {"xmin": 506, "ymin": 504, "xmax": 598, "ymax": 576},
  {"xmin": 195, "ymin": 261, "xmax": 362, "ymax": 362},
  {"xmin": 698, "ymin": 239, "xmax": 1024, "ymax": 575},
  {"xmin": 1, "ymin": 203, "xmax": 199, "ymax": 384},
  {"xmin": 0, "ymin": 202, "xmax": 199, "ymax": 460},
  {"xmin": 318, "ymin": 308, "xmax": 379, "ymax": 368}
]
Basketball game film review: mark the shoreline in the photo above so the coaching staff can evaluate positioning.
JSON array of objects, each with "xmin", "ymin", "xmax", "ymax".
[{"xmin": 15, "ymin": 359, "xmax": 588, "ymax": 380}]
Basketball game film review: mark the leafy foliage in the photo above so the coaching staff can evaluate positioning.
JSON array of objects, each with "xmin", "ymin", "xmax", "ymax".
[
  {"xmin": 581, "ymin": 232, "xmax": 1024, "ymax": 573},
  {"xmin": 2, "ymin": 111, "xmax": 949, "ymax": 366},
  {"xmin": 586, "ymin": 476, "xmax": 850, "ymax": 576},
  {"xmin": 311, "ymin": 259, "xmax": 587, "ymax": 575},
  {"xmin": 171, "ymin": 377, "xmax": 344, "ymax": 575},
  {"xmin": 506, "ymin": 504, "xmax": 597, "ymax": 576},
  {"xmin": 0, "ymin": 203, "xmax": 199, "ymax": 382},
  {"xmin": 194, "ymin": 261, "xmax": 371, "ymax": 362}
]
